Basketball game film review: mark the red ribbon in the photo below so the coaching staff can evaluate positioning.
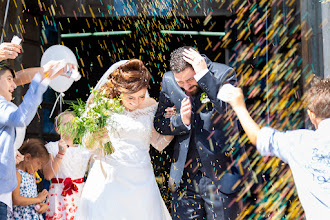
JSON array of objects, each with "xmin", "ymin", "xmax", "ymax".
[{"xmin": 51, "ymin": 177, "xmax": 84, "ymax": 196}]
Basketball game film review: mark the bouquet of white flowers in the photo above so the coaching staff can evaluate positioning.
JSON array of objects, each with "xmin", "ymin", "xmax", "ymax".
[{"xmin": 67, "ymin": 89, "xmax": 124, "ymax": 155}]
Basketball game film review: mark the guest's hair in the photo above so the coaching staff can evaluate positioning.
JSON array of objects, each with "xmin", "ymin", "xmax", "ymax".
[
  {"xmin": 170, "ymin": 46, "xmax": 197, "ymax": 74},
  {"xmin": 100, "ymin": 59, "xmax": 151, "ymax": 99},
  {"xmin": 18, "ymin": 138, "xmax": 49, "ymax": 161},
  {"xmin": 304, "ymin": 77, "xmax": 330, "ymax": 119},
  {"xmin": 0, "ymin": 61, "xmax": 15, "ymax": 78},
  {"xmin": 54, "ymin": 111, "xmax": 76, "ymax": 130}
]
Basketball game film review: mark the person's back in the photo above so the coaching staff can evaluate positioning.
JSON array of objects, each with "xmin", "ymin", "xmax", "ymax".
[
  {"xmin": 222, "ymin": 78, "xmax": 330, "ymax": 219},
  {"xmin": 257, "ymin": 119, "xmax": 329, "ymax": 219}
]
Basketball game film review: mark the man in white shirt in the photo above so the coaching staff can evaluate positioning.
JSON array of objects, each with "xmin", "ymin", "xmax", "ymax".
[{"xmin": 222, "ymin": 78, "xmax": 330, "ymax": 219}]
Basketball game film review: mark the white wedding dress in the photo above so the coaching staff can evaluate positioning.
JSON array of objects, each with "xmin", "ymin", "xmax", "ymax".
[{"xmin": 75, "ymin": 103, "xmax": 172, "ymax": 220}]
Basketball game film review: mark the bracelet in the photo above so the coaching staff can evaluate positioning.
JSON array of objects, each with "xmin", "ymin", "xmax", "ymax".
[
  {"xmin": 163, "ymin": 137, "xmax": 172, "ymax": 143},
  {"xmin": 56, "ymin": 154, "xmax": 63, "ymax": 159},
  {"xmin": 58, "ymin": 152, "xmax": 65, "ymax": 156}
]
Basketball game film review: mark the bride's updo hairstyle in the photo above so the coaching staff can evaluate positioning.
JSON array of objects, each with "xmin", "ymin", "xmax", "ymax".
[{"xmin": 101, "ymin": 59, "xmax": 151, "ymax": 99}]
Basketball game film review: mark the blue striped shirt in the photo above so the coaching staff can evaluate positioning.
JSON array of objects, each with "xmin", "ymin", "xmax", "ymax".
[{"xmin": 0, "ymin": 73, "xmax": 49, "ymax": 194}]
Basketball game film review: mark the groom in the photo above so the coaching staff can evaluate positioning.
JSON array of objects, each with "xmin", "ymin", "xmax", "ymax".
[{"xmin": 154, "ymin": 46, "xmax": 251, "ymax": 219}]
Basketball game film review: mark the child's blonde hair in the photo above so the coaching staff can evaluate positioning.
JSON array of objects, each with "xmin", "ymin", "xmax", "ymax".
[{"xmin": 54, "ymin": 111, "xmax": 76, "ymax": 130}]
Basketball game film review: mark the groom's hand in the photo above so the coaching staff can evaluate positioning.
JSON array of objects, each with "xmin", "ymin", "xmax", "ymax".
[
  {"xmin": 181, "ymin": 98, "xmax": 191, "ymax": 126},
  {"xmin": 182, "ymin": 48, "xmax": 207, "ymax": 74},
  {"xmin": 164, "ymin": 106, "xmax": 176, "ymax": 119}
]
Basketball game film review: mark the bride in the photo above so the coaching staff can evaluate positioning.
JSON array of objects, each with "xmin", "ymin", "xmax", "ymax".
[{"xmin": 75, "ymin": 59, "xmax": 173, "ymax": 220}]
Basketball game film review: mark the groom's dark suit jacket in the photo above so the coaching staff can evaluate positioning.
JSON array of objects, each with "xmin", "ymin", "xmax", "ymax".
[{"xmin": 154, "ymin": 56, "xmax": 250, "ymax": 194}]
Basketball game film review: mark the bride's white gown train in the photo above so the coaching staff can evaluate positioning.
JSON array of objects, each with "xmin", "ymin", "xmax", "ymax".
[{"xmin": 75, "ymin": 104, "xmax": 171, "ymax": 220}]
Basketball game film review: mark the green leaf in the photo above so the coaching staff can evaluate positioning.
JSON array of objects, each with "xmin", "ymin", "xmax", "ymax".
[{"xmin": 67, "ymin": 88, "xmax": 124, "ymax": 155}]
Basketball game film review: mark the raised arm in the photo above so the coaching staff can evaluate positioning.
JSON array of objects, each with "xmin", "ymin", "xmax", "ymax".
[
  {"xmin": 183, "ymin": 48, "xmax": 236, "ymax": 113},
  {"xmin": 197, "ymin": 66, "xmax": 236, "ymax": 112},
  {"xmin": 225, "ymin": 86, "xmax": 299, "ymax": 163},
  {"xmin": 0, "ymin": 42, "xmax": 21, "ymax": 62},
  {"xmin": 14, "ymin": 61, "xmax": 78, "ymax": 86},
  {"xmin": 0, "ymin": 61, "xmax": 78, "ymax": 127},
  {"xmin": 43, "ymin": 140, "xmax": 68, "ymax": 180},
  {"xmin": 224, "ymin": 87, "xmax": 260, "ymax": 145},
  {"xmin": 0, "ymin": 73, "xmax": 50, "ymax": 127},
  {"xmin": 14, "ymin": 67, "xmax": 44, "ymax": 86}
]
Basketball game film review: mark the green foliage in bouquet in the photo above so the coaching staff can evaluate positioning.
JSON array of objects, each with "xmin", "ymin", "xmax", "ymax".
[{"xmin": 68, "ymin": 89, "xmax": 125, "ymax": 154}]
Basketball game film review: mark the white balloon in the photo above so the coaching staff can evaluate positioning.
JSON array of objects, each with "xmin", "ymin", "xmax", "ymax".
[{"xmin": 40, "ymin": 45, "xmax": 80, "ymax": 93}]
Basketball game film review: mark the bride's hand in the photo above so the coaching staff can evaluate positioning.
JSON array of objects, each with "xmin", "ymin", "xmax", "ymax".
[
  {"xmin": 164, "ymin": 106, "xmax": 176, "ymax": 119},
  {"xmin": 95, "ymin": 128, "xmax": 110, "ymax": 144},
  {"xmin": 83, "ymin": 129, "xmax": 109, "ymax": 150}
]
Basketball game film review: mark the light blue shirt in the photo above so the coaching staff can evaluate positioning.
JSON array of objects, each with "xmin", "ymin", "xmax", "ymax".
[
  {"xmin": 0, "ymin": 73, "xmax": 49, "ymax": 194},
  {"xmin": 257, "ymin": 119, "xmax": 330, "ymax": 220}
]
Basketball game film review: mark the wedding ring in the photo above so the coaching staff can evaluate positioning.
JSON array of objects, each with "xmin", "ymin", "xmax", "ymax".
[{"xmin": 10, "ymin": 47, "xmax": 13, "ymax": 51}]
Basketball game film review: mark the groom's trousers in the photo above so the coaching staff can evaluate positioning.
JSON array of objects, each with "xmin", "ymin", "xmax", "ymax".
[{"xmin": 171, "ymin": 171, "xmax": 242, "ymax": 220}]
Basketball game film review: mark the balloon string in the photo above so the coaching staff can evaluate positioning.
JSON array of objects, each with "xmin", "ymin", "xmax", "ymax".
[
  {"xmin": 60, "ymin": 95, "xmax": 63, "ymax": 113},
  {"xmin": 49, "ymin": 93, "xmax": 65, "ymax": 118}
]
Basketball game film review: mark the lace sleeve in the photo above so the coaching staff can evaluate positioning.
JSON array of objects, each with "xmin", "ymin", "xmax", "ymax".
[
  {"xmin": 143, "ymin": 100, "xmax": 173, "ymax": 150},
  {"xmin": 150, "ymin": 126, "xmax": 174, "ymax": 151}
]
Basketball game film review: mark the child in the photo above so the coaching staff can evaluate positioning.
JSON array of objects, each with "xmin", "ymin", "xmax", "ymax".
[
  {"xmin": 43, "ymin": 111, "xmax": 91, "ymax": 220},
  {"xmin": 0, "ymin": 61, "xmax": 66, "ymax": 219},
  {"xmin": 221, "ymin": 78, "xmax": 330, "ymax": 219},
  {"xmin": 10, "ymin": 139, "xmax": 50, "ymax": 220}
]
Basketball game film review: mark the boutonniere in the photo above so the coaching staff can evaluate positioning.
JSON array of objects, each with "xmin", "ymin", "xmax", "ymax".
[{"xmin": 200, "ymin": 92, "xmax": 211, "ymax": 110}]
